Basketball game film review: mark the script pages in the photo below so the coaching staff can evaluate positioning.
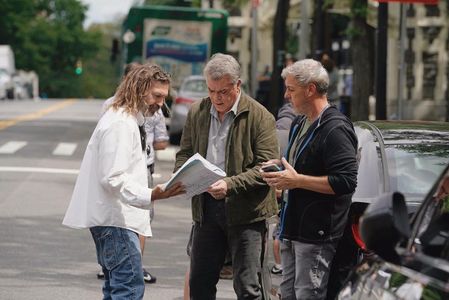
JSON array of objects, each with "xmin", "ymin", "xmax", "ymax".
[{"xmin": 162, "ymin": 153, "xmax": 226, "ymax": 198}]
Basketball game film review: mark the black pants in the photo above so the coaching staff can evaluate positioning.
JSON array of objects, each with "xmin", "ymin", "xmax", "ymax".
[{"xmin": 189, "ymin": 194, "xmax": 269, "ymax": 300}]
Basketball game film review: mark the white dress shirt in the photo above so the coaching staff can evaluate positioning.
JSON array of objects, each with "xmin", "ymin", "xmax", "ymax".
[
  {"xmin": 63, "ymin": 107, "xmax": 153, "ymax": 236},
  {"xmin": 206, "ymin": 91, "xmax": 241, "ymax": 170},
  {"xmin": 144, "ymin": 108, "xmax": 168, "ymax": 166}
]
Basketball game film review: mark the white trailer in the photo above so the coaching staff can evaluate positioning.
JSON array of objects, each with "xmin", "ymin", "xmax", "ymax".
[
  {"xmin": 0, "ymin": 45, "xmax": 15, "ymax": 74},
  {"xmin": 0, "ymin": 45, "xmax": 16, "ymax": 99}
]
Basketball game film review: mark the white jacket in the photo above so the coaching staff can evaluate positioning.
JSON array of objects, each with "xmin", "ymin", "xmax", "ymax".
[{"xmin": 63, "ymin": 107, "xmax": 153, "ymax": 236}]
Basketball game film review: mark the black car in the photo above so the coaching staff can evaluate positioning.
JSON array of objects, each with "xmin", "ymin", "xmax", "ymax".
[
  {"xmin": 328, "ymin": 121, "xmax": 449, "ymax": 298},
  {"xmin": 338, "ymin": 163, "xmax": 449, "ymax": 299}
]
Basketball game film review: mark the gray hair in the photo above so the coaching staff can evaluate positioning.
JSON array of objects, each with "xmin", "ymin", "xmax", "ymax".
[
  {"xmin": 203, "ymin": 53, "xmax": 241, "ymax": 84},
  {"xmin": 281, "ymin": 59, "xmax": 329, "ymax": 95}
]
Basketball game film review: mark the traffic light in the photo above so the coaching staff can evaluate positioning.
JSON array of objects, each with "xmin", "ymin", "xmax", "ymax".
[{"xmin": 75, "ymin": 60, "xmax": 83, "ymax": 75}]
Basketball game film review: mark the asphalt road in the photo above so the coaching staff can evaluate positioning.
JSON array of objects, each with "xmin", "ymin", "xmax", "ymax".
[{"xmin": 0, "ymin": 99, "xmax": 257, "ymax": 299}]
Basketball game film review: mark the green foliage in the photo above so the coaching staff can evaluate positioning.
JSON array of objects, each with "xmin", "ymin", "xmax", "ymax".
[
  {"xmin": 322, "ymin": 0, "xmax": 367, "ymax": 18},
  {"xmin": 318, "ymin": 0, "xmax": 368, "ymax": 39},
  {"xmin": 191, "ymin": 0, "xmax": 201, "ymax": 7},
  {"xmin": 343, "ymin": 0, "xmax": 368, "ymax": 39},
  {"xmin": 78, "ymin": 24, "xmax": 121, "ymax": 99},
  {"xmin": 350, "ymin": 0, "xmax": 368, "ymax": 18},
  {"xmin": 388, "ymin": 272, "xmax": 407, "ymax": 288},
  {"xmin": 144, "ymin": 0, "xmax": 192, "ymax": 6},
  {"xmin": 0, "ymin": 0, "xmax": 104, "ymax": 98},
  {"xmin": 323, "ymin": 0, "xmax": 335, "ymax": 10},
  {"xmin": 286, "ymin": 27, "xmax": 298, "ymax": 57},
  {"xmin": 223, "ymin": 0, "xmax": 248, "ymax": 6},
  {"xmin": 346, "ymin": 26, "xmax": 364, "ymax": 39}
]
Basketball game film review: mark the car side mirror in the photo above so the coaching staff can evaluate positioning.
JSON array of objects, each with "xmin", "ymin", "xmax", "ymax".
[{"xmin": 360, "ymin": 192, "xmax": 411, "ymax": 264}]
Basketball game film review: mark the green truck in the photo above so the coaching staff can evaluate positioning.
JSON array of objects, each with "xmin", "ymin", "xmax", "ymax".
[{"xmin": 122, "ymin": 5, "xmax": 228, "ymax": 89}]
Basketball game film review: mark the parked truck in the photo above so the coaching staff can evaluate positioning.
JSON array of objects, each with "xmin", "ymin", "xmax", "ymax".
[
  {"xmin": 0, "ymin": 45, "xmax": 15, "ymax": 99},
  {"xmin": 122, "ymin": 5, "xmax": 228, "ymax": 89}
]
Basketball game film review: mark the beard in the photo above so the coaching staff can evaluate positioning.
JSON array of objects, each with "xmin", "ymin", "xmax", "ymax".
[{"xmin": 146, "ymin": 103, "xmax": 160, "ymax": 116}]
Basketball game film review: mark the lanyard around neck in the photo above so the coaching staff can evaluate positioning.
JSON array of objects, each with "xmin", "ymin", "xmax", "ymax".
[{"xmin": 286, "ymin": 104, "xmax": 330, "ymax": 163}]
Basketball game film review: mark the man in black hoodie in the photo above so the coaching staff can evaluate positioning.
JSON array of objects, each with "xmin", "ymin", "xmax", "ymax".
[{"xmin": 261, "ymin": 59, "xmax": 358, "ymax": 300}]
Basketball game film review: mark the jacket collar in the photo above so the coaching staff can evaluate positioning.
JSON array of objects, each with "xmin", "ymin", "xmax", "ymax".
[
  {"xmin": 236, "ymin": 92, "xmax": 251, "ymax": 115},
  {"xmin": 197, "ymin": 92, "xmax": 251, "ymax": 156}
]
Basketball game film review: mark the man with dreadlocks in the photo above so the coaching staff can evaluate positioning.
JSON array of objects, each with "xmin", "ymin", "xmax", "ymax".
[{"xmin": 63, "ymin": 63, "xmax": 185, "ymax": 299}]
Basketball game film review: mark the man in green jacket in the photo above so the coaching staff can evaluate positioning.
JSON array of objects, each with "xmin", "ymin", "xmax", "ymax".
[{"xmin": 175, "ymin": 53, "xmax": 279, "ymax": 299}]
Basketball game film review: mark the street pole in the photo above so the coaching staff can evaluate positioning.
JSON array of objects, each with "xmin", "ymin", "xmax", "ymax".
[
  {"xmin": 375, "ymin": 2, "xmax": 388, "ymax": 120},
  {"xmin": 270, "ymin": 0, "xmax": 289, "ymax": 115},
  {"xmin": 313, "ymin": 0, "xmax": 325, "ymax": 55},
  {"xmin": 251, "ymin": 3, "xmax": 258, "ymax": 98},
  {"xmin": 298, "ymin": 0, "xmax": 310, "ymax": 60},
  {"xmin": 397, "ymin": 4, "xmax": 407, "ymax": 120}
]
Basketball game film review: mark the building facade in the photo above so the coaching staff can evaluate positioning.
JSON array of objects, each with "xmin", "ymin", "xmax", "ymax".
[{"xmin": 202, "ymin": 0, "xmax": 448, "ymax": 120}]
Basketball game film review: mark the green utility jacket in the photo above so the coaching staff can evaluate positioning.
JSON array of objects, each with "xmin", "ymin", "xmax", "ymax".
[{"xmin": 174, "ymin": 93, "xmax": 279, "ymax": 226}]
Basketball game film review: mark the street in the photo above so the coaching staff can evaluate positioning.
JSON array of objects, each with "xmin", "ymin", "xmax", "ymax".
[
  {"xmin": 1, "ymin": 0, "xmax": 448, "ymax": 299},
  {"xmin": 0, "ymin": 99, "xmax": 252, "ymax": 299}
]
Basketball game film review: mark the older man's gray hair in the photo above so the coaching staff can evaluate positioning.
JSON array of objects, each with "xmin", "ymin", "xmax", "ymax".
[
  {"xmin": 203, "ymin": 53, "xmax": 241, "ymax": 84},
  {"xmin": 281, "ymin": 59, "xmax": 329, "ymax": 95}
]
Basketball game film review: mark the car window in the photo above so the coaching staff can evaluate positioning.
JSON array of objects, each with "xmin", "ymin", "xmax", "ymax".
[
  {"xmin": 181, "ymin": 79, "xmax": 207, "ymax": 94},
  {"xmin": 411, "ymin": 170, "xmax": 449, "ymax": 260},
  {"xmin": 385, "ymin": 144, "xmax": 449, "ymax": 200}
]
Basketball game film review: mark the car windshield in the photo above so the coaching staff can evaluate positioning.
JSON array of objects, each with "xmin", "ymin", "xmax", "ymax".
[
  {"xmin": 386, "ymin": 144, "xmax": 449, "ymax": 200},
  {"xmin": 181, "ymin": 79, "xmax": 207, "ymax": 94}
]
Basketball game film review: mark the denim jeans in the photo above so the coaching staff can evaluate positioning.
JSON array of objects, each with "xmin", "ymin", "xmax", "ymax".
[
  {"xmin": 279, "ymin": 240, "xmax": 337, "ymax": 300},
  {"xmin": 189, "ymin": 195, "xmax": 269, "ymax": 300},
  {"xmin": 90, "ymin": 226, "xmax": 144, "ymax": 300}
]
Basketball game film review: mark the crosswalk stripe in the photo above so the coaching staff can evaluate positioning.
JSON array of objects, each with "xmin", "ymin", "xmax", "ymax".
[
  {"xmin": 0, "ymin": 141, "xmax": 28, "ymax": 154},
  {"xmin": 53, "ymin": 143, "xmax": 77, "ymax": 156},
  {"xmin": 0, "ymin": 166, "xmax": 78, "ymax": 175}
]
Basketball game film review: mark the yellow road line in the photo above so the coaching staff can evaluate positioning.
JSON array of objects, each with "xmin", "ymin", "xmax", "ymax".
[{"xmin": 0, "ymin": 99, "xmax": 77, "ymax": 131}]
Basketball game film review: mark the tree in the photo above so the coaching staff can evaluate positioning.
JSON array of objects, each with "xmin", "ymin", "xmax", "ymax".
[
  {"xmin": 223, "ymin": 0, "xmax": 247, "ymax": 6},
  {"xmin": 269, "ymin": 0, "xmax": 290, "ymax": 116},
  {"xmin": 0, "ymin": 0, "xmax": 101, "ymax": 97},
  {"xmin": 144, "ymin": 0, "xmax": 192, "ymax": 6},
  {"xmin": 348, "ymin": 0, "xmax": 374, "ymax": 121},
  {"xmin": 0, "ymin": 0, "xmax": 35, "ymax": 46},
  {"xmin": 79, "ymin": 23, "xmax": 122, "ymax": 99},
  {"xmin": 315, "ymin": 0, "xmax": 374, "ymax": 121}
]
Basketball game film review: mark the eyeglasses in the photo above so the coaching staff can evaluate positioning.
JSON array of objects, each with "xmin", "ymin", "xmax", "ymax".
[{"xmin": 208, "ymin": 84, "xmax": 236, "ymax": 97}]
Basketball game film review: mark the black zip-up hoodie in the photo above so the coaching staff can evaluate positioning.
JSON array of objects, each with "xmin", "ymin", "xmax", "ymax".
[{"xmin": 280, "ymin": 105, "xmax": 358, "ymax": 244}]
